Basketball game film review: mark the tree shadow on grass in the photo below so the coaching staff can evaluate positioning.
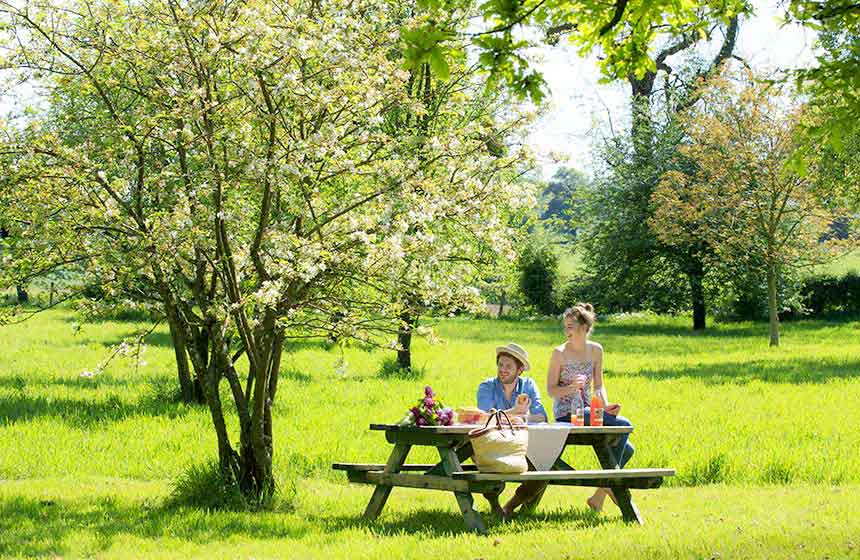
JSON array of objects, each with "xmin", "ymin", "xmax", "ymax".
[
  {"xmin": 0, "ymin": 383, "xmax": 196, "ymax": 428},
  {"xmin": 620, "ymin": 357, "xmax": 860, "ymax": 385},
  {"xmin": 321, "ymin": 509, "xmax": 475, "ymax": 536},
  {"xmin": 0, "ymin": 374, "xmax": 142, "ymax": 391},
  {"xmin": 0, "ymin": 496, "xmax": 312, "ymax": 558},
  {"xmin": 0, "ymin": 494, "xmax": 620, "ymax": 556},
  {"xmin": 320, "ymin": 504, "xmax": 611, "ymax": 537}
]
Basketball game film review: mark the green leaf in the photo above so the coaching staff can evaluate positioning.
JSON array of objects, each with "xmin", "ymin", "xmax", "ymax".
[
  {"xmin": 428, "ymin": 47, "xmax": 450, "ymax": 81},
  {"xmin": 831, "ymin": 125, "xmax": 845, "ymax": 152}
]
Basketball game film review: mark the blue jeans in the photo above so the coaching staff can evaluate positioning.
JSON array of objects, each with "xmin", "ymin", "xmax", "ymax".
[{"xmin": 556, "ymin": 409, "xmax": 635, "ymax": 468}]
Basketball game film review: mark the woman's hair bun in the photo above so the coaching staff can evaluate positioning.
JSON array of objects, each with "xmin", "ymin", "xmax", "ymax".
[{"xmin": 576, "ymin": 302, "xmax": 594, "ymax": 313}]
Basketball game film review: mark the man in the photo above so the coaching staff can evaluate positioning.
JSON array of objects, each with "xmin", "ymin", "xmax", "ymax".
[
  {"xmin": 477, "ymin": 342, "xmax": 547, "ymax": 422},
  {"xmin": 476, "ymin": 342, "xmax": 547, "ymax": 519}
]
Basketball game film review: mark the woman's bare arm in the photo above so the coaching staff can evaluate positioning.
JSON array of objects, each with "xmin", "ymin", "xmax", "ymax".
[{"xmin": 591, "ymin": 343, "xmax": 610, "ymax": 405}]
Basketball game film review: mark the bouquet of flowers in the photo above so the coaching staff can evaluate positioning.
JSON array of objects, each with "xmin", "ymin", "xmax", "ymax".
[{"xmin": 398, "ymin": 385, "xmax": 454, "ymax": 426}]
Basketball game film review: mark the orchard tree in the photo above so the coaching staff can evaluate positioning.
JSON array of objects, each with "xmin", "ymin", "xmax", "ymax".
[
  {"xmin": 0, "ymin": 0, "xmax": 533, "ymax": 501},
  {"xmin": 651, "ymin": 70, "xmax": 857, "ymax": 346}
]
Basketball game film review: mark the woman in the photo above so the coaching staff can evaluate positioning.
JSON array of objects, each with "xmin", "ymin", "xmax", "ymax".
[{"xmin": 546, "ymin": 303, "xmax": 635, "ymax": 512}]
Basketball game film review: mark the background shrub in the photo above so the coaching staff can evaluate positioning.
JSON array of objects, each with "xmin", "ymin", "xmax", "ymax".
[{"xmin": 517, "ymin": 239, "xmax": 558, "ymax": 315}]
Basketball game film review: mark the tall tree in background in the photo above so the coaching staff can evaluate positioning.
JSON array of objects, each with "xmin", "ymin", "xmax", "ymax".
[
  {"xmin": 540, "ymin": 167, "xmax": 588, "ymax": 237},
  {"xmin": 575, "ymin": 13, "xmax": 744, "ymax": 328},
  {"xmin": 652, "ymin": 70, "xmax": 857, "ymax": 346}
]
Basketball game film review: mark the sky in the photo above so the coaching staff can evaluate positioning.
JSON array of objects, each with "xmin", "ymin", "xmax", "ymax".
[{"xmin": 527, "ymin": 1, "xmax": 819, "ymax": 179}]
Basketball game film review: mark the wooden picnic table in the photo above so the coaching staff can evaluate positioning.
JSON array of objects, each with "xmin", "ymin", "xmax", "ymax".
[{"xmin": 333, "ymin": 423, "xmax": 675, "ymax": 534}]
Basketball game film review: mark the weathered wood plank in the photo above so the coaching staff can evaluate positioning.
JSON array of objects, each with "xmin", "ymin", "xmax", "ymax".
[
  {"xmin": 371, "ymin": 423, "xmax": 633, "ymax": 436},
  {"xmin": 365, "ymin": 472, "xmax": 502, "ymax": 493},
  {"xmin": 363, "ymin": 443, "xmax": 410, "ymax": 521},
  {"xmin": 566, "ymin": 432, "xmax": 627, "ymax": 447},
  {"xmin": 345, "ymin": 470, "xmax": 503, "ymax": 493},
  {"xmin": 450, "ymin": 468, "xmax": 675, "ymax": 481},
  {"xmin": 333, "ymin": 463, "xmax": 479, "ymax": 472},
  {"xmin": 385, "ymin": 430, "xmax": 468, "ymax": 447},
  {"xmin": 545, "ymin": 477, "xmax": 664, "ymax": 489}
]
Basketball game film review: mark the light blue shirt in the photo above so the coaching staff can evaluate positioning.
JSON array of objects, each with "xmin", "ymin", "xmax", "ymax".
[{"xmin": 476, "ymin": 376, "xmax": 547, "ymax": 419}]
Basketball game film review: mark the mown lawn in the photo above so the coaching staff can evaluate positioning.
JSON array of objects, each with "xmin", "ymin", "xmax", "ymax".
[{"xmin": 2, "ymin": 308, "xmax": 860, "ymax": 558}]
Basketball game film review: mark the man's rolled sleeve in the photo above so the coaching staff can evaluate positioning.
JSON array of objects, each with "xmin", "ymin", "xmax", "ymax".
[{"xmin": 476, "ymin": 380, "xmax": 496, "ymax": 411}]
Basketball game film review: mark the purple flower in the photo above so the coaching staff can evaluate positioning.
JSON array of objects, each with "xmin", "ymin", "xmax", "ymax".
[
  {"xmin": 424, "ymin": 385, "xmax": 435, "ymax": 397},
  {"xmin": 423, "ymin": 397, "xmax": 435, "ymax": 409},
  {"xmin": 410, "ymin": 406, "xmax": 420, "ymax": 420},
  {"xmin": 416, "ymin": 416, "xmax": 428, "ymax": 426}
]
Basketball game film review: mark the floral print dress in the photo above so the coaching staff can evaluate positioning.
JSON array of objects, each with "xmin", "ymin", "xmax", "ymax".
[{"xmin": 553, "ymin": 345, "xmax": 593, "ymax": 420}]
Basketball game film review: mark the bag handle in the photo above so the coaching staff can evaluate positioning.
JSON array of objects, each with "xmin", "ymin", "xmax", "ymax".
[
  {"xmin": 496, "ymin": 410, "xmax": 516, "ymax": 433},
  {"xmin": 478, "ymin": 409, "xmax": 497, "ymax": 432},
  {"xmin": 468, "ymin": 409, "xmax": 521, "ymax": 439}
]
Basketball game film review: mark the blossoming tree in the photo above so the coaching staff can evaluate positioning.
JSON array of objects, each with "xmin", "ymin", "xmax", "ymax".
[{"xmin": 0, "ymin": 0, "xmax": 533, "ymax": 500}]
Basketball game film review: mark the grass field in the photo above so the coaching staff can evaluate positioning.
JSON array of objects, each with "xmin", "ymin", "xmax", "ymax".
[{"xmin": 2, "ymin": 308, "xmax": 860, "ymax": 558}]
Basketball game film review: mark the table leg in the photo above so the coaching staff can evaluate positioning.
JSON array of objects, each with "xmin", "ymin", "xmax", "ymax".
[
  {"xmin": 438, "ymin": 446, "xmax": 487, "ymax": 534},
  {"xmin": 424, "ymin": 441, "xmax": 473, "ymax": 476},
  {"xmin": 363, "ymin": 443, "xmax": 411, "ymax": 520},
  {"xmin": 592, "ymin": 441, "xmax": 644, "ymax": 525}
]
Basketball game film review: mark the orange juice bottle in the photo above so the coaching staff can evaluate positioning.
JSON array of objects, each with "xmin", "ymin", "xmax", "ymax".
[{"xmin": 590, "ymin": 393, "xmax": 604, "ymax": 426}]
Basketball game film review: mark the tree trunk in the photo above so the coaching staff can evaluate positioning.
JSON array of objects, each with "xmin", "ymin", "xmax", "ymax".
[
  {"xmin": 767, "ymin": 264, "xmax": 780, "ymax": 347},
  {"xmin": 207, "ymin": 330, "xmax": 275, "ymax": 503},
  {"xmin": 166, "ymin": 308, "xmax": 195, "ymax": 403},
  {"xmin": 688, "ymin": 256, "xmax": 706, "ymax": 330},
  {"xmin": 15, "ymin": 285, "xmax": 28, "ymax": 304},
  {"xmin": 397, "ymin": 311, "xmax": 417, "ymax": 371},
  {"xmin": 498, "ymin": 291, "xmax": 506, "ymax": 318},
  {"xmin": 202, "ymin": 347, "xmax": 241, "ymax": 483},
  {"xmin": 629, "ymin": 72, "xmax": 656, "ymax": 165}
]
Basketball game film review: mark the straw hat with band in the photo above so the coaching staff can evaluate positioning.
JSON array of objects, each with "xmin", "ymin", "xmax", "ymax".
[{"xmin": 495, "ymin": 342, "xmax": 531, "ymax": 372}]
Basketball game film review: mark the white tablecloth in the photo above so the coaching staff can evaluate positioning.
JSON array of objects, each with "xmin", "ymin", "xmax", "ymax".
[{"xmin": 524, "ymin": 424, "xmax": 571, "ymax": 470}]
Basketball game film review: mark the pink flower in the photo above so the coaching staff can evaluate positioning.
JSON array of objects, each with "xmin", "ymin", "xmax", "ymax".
[
  {"xmin": 423, "ymin": 397, "xmax": 435, "ymax": 409},
  {"xmin": 424, "ymin": 385, "xmax": 434, "ymax": 397},
  {"xmin": 416, "ymin": 416, "xmax": 428, "ymax": 426}
]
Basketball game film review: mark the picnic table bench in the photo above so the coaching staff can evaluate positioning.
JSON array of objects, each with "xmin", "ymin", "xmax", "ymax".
[{"xmin": 333, "ymin": 423, "xmax": 674, "ymax": 534}]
